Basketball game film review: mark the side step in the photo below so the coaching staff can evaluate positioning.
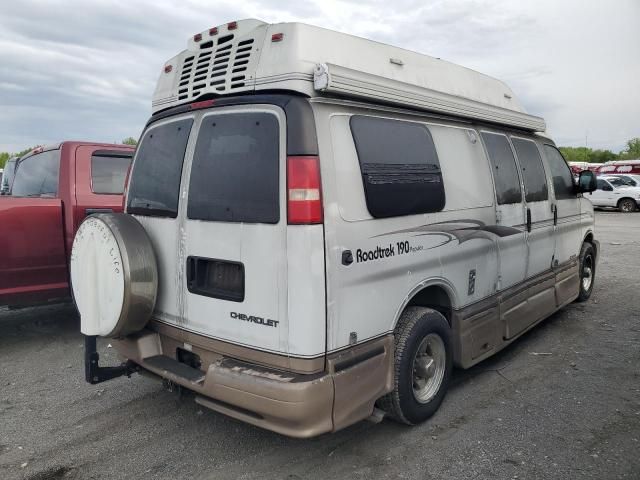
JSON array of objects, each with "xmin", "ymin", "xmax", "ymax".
[{"xmin": 144, "ymin": 355, "xmax": 206, "ymax": 384}]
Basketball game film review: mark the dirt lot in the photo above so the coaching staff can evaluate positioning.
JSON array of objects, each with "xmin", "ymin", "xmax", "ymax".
[{"xmin": 1, "ymin": 211, "xmax": 639, "ymax": 480}]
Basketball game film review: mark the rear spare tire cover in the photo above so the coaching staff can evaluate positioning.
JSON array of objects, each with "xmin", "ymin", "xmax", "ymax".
[{"xmin": 70, "ymin": 213, "xmax": 158, "ymax": 338}]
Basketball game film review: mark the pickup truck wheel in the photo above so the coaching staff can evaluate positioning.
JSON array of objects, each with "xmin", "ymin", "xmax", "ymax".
[
  {"xmin": 618, "ymin": 198, "xmax": 637, "ymax": 213},
  {"xmin": 70, "ymin": 213, "xmax": 158, "ymax": 338},
  {"xmin": 378, "ymin": 307, "xmax": 452, "ymax": 425},
  {"xmin": 576, "ymin": 242, "xmax": 595, "ymax": 302}
]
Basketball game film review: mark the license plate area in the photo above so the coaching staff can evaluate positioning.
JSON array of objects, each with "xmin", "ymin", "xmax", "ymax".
[{"xmin": 186, "ymin": 256, "xmax": 245, "ymax": 302}]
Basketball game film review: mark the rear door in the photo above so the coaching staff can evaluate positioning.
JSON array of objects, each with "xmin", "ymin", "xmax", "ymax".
[
  {"xmin": 181, "ymin": 105, "xmax": 289, "ymax": 355},
  {"xmin": 127, "ymin": 114, "xmax": 195, "ymax": 329}
]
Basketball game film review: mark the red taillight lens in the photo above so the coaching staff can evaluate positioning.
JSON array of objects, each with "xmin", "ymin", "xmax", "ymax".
[{"xmin": 287, "ymin": 156, "xmax": 323, "ymax": 224}]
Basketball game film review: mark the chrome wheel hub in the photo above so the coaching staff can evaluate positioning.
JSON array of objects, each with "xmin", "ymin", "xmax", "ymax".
[
  {"xmin": 582, "ymin": 255, "xmax": 593, "ymax": 291},
  {"xmin": 412, "ymin": 333, "xmax": 446, "ymax": 404}
]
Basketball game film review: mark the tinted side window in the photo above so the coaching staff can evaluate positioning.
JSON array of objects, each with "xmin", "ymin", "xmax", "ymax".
[
  {"xmin": 596, "ymin": 179, "xmax": 611, "ymax": 191},
  {"xmin": 11, "ymin": 150, "xmax": 61, "ymax": 197},
  {"xmin": 127, "ymin": 118, "xmax": 193, "ymax": 218},
  {"xmin": 512, "ymin": 137, "xmax": 548, "ymax": 202},
  {"xmin": 543, "ymin": 145, "xmax": 575, "ymax": 200},
  {"xmin": 188, "ymin": 112, "xmax": 280, "ymax": 223},
  {"xmin": 350, "ymin": 116, "xmax": 444, "ymax": 218},
  {"xmin": 91, "ymin": 152, "xmax": 133, "ymax": 194},
  {"xmin": 481, "ymin": 132, "xmax": 522, "ymax": 205}
]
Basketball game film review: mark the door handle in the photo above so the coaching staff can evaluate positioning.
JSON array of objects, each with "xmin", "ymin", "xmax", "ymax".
[
  {"xmin": 186, "ymin": 257, "xmax": 196, "ymax": 288},
  {"xmin": 526, "ymin": 208, "xmax": 532, "ymax": 233}
]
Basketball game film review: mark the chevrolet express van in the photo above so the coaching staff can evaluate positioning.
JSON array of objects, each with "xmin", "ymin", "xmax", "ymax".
[{"xmin": 70, "ymin": 19, "xmax": 599, "ymax": 438}]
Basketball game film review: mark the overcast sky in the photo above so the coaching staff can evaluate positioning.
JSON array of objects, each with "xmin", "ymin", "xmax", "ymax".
[{"xmin": 0, "ymin": 0, "xmax": 638, "ymax": 153}]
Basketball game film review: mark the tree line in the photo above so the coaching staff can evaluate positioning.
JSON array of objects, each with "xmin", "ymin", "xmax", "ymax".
[{"xmin": 559, "ymin": 137, "xmax": 640, "ymax": 164}]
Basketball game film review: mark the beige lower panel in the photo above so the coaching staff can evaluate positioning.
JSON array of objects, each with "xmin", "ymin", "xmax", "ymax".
[
  {"xmin": 555, "ymin": 262, "xmax": 579, "ymax": 306},
  {"xmin": 149, "ymin": 320, "xmax": 325, "ymax": 374},
  {"xmin": 329, "ymin": 335, "xmax": 394, "ymax": 431}
]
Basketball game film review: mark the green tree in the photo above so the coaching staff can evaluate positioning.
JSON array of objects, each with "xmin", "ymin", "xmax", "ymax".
[
  {"xmin": 619, "ymin": 137, "xmax": 640, "ymax": 160},
  {"xmin": 0, "ymin": 152, "xmax": 9, "ymax": 169},
  {"xmin": 122, "ymin": 137, "xmax": 138, "ymax": 146}
]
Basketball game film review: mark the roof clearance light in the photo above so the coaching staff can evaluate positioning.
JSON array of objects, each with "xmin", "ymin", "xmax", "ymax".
[
  {"xmin": 164, "ymin": 65, "xmax": 173, "ymax": 73},
  {"xmin": 209, "ymin": 27, "xmax": 218, "ymax": 36},
  {"xmin": 194, "ymin": 33, "xmax": 202, "ymax": 42},
  {"xmin": 271, "ymin": 33, "xmax": 284, "ymax": 42},
  {"xmin": 228, "ymin": 21, "xmax": 238, "ymax": 30}
]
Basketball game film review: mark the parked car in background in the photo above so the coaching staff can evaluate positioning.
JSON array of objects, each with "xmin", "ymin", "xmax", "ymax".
[
  {"xmin": 588, "ymin": 177, "xmax": 640, "ymax": 212},
  {"xmin": 601, "ymin": 174, "xmax": 640, "ymax": 187},
  {"xmin": 0, "ymin": 142, "xmax": 134, "ymax": 307},
  {"xmin": 0, "ymin": 157, "xmax": 18, "ymax": 195}
]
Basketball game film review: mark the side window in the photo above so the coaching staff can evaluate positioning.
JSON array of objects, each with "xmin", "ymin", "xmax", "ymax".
[
  {"xmin": 350, "ymin": 116, "xmax": 445, "ymax": 218},
  {"xmin": 91, "ymin": 151, "xmax": 133, "ymax": 194},
  {"xmin": 187, "ymin": 112, "xmax": 280, "ymax": 224},
  {"xmin": 127, "ymin": 118, "xmax": 193, "ymax": 218},
  {"xmin": 543, "ymin": 145, "xmax": 575, "ymax": 200},
  {"xmin": 597, "ymin": 179, "xmax": 612, "ymax": 191},
  {"xmin": 11, "ymin": 150, "xmax": 61, "ymax": 197},
  {"xmin": 511, "ymin": 137, "xmax": 548, "ymax": 202},
  {"xmin": 481, "ymin": 132, "xmax": 522, "ymax": 205}
]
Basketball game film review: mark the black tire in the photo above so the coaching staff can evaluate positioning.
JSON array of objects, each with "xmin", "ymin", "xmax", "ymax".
[
  {"xmin": 378, "ymin": 307, "xmax": 452, "ymax": 425},
  {"xmin": 576, "ymin": 242, "xmax": 595, "ymax": 302},
  {"xmin": 618, "ymin": 198, "xmax": 637, "ymax": 213}
]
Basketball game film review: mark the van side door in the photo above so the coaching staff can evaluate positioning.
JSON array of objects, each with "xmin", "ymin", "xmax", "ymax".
[
  {"xmin": 540, "ymin": 144, "xmax": 582, "ymax": 305},
  {"xmin": 510, "ymin": 136, "xmax": 555, "ymax": 279},
  {"xmin": 480, "ymin": 131, "xmax": 527, "ymax": 290}
]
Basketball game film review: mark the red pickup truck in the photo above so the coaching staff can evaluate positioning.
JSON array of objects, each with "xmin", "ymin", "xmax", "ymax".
[{"xmin": 0, "ymin": 142, "xmax": 135, "ymax": 307}]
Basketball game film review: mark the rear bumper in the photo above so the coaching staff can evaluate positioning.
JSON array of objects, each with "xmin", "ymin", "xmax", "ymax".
[{"xmin": 112, "ymin": 330, "xmax": 393, "ymax": 438}]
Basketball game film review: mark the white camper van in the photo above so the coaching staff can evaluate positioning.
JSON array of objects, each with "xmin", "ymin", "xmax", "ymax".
[{"xmin": 70, "ymin": 19, "xmax": 599, "ymax": 438}]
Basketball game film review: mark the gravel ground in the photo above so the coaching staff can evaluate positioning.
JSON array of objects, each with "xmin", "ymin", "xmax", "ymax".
[{"xmin": 1, "ymin": 211, "xmax": 639, "ymax": 480}]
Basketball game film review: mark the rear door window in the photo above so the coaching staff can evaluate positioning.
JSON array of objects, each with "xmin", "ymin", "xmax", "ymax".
[
  {"xmin": 350, "ymin": 115, "xmax": 445, "ymax": 218},
  {"xmin": 511, "ymin": 137, "xmax": 548, "ymax": 202},
  {"xmin": 187, "ymin": 112, "xmax": 280, "ymax": 224},
  {"xmin": 481, "ymin": 132, "xmax": 522, "ymax": 205},
  {"xmin": 91, "ymin": 151, "xmax": 133, "ymax": 194},
  {"xmin": 127, "ymin": 118, "xmax": 193, "ymax": 218},
  {"xmin": 11, "ymin": 150, "xmax": 61, "ymax": 197},
  {"xmin": 543, "ymin": 145, "xmax": 575, "ymax": 200}
]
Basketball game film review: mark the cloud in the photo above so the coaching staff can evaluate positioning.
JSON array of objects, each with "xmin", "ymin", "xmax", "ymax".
[{"xmin": 0, "ymin": 0, "xmax": 638, "ymax": 152}]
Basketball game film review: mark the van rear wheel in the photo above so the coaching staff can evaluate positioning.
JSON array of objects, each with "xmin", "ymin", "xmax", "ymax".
[{"xmin": 378, "ymin": 307, "xmax": 452, "ymax": 425}]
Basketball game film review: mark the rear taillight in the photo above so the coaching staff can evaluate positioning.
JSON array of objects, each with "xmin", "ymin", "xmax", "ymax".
[{"xmin": 287, "ymin": 156, "xmax": 323, "ymax": 224}]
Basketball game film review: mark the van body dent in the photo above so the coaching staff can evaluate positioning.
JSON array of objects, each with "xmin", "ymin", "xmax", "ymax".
[{"xmin": 70, "ymin": 20, "xmax": 599, "ymax": 438}]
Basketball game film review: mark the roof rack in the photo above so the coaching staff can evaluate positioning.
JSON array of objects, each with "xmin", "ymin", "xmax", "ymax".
[{"xmin": 153, "ymin": 19, "xmax": 546, "ymax": 132}]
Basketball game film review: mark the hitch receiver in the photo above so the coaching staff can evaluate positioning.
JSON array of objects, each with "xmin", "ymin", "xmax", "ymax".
[{"xmin": 84, "ymin": 335, "xmax": 136, "ymax": 384}]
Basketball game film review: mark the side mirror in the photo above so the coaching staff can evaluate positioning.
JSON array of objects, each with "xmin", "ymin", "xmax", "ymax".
[{"xmin": 578, "ymin": 171, "xmax": 597, "ymax": 193}]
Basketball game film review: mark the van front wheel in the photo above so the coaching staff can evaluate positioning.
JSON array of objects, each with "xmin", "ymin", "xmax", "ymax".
[
  {"xmin": 576, "ymin": 242, "xmax": 596, "ymax": 302},
  {"xmin": 378, "ymin": 307, "xmax": 452, "ymax": 425}
]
